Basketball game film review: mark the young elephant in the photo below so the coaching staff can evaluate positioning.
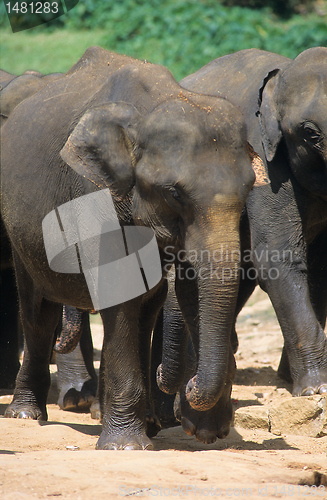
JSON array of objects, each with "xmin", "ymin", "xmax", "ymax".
[
  {"xmin": 1, "ymin": 47, "xmax": 255, "ymax": 450},
  {"xmin": 181, "ymin": 47, "xmax": 327, "ymax": 397}
]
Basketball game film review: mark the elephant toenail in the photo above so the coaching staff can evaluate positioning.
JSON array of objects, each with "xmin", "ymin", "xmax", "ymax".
[
  {"xmin": 301, "ymin": 387, "xmax": 315, "ymax": 396},
  {"xmin": 123, "ymin": 443, "xmax": 141, "ymax": 450},
  {"xmin": 18, "ymin": 410, "xmax": 35, "ymax": 419}
]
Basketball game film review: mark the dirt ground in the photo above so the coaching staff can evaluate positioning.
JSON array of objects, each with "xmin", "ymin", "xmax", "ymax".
[{"xmin": 1, "ymin": 288, "xmax": 326, "ymax": 499}]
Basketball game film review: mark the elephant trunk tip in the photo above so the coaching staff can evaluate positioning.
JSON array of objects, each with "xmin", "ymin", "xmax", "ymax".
[
  {"xmin": 185, "ymin": 375, "xmax": 222, "ymax": 412},
  {"xmin": 53, "ymin": 305, "xmax": 83, "ymax": 354},
  {"xmin": 156, "ymin": 363, "xmax": 182, "ymax": 395},
  {"xmin": 53, "ymin": 332, "xmax": 82, "ymax": 354}
]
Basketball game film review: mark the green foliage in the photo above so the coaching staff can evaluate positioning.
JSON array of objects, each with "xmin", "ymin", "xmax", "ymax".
[
  {"xmin": 1, "ymin": 0, "xmax": 326, "ymax": 80},
  {"xmin": 68, "ymin": 0, "xmax": 327, "ymax": 79},
  {"xmin": 221, "ymin": 0, "xmax": 315, "ymax": 18},
  {"xmin": 0, "ymin": 30, "xmax": 105, "ymax": 74}
]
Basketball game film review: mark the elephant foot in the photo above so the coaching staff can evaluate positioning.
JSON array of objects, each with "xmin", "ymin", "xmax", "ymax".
[
  {"xmin": 145, "ymin": 409, "xmax": 161, "ymax": 438},
  {"xmin": 96, "ymin": 430, "xmax": 153, "ymax": 450},
  {"xmin": 60, "ymin": 379, "xmax": 97, "ymax": 412},
  {"xmin": 292, "ymin": 369, "xmax": 327, "ymax": 397},
  {"xmin": 89, "ymin": 401, "xmax": 161, "ymax": 434},
  {"xmin": 174, "ymin": 384, "xmax": 234, "ymax": 444},
  {"xmin": 5, "ymin": 399, "xmax": 47, "ymax": 421}
]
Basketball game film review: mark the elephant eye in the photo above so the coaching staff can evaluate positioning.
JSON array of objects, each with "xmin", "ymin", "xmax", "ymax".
[
  {"xmin": 302, "ymin": 122, "xmax": 322, "ymax": 148},
  {"xmin": 169, "ymin": 186, "xmax": 183, "ymax": 202},
  {"xmin": 163, "ymin": 185, "xmax": 184, "ymax": 208}
]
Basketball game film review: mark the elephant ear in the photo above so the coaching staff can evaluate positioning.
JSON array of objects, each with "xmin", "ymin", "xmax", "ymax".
[
  {"xmin": 258, "ymin": 69, "xmax": 282, "ymax": 162},
  {"xmin": 60, "ymin": 102, "xmax": 140, "ymax": 196}
]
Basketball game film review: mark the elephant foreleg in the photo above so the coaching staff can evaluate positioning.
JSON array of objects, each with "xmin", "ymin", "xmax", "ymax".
[
  {"xmin": 277, "ymin": 230, "xmax": 327, "ymax": 391},
  {"xmin": 97, "ymin": 297, "xmax": 153, "ymax": 450}
]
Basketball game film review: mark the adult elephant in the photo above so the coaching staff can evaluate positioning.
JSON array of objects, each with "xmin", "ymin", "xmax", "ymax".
[
  {"xmin": 1, "ymin": 47, "xmax": 255, "ymax": 450},
  {"xmin": 180, "ymin": 47, "xmax": 327, "ymax": 397}
]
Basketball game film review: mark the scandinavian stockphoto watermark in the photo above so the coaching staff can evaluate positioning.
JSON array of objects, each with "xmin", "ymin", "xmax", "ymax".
[
  {"xmin": 118, "ymin": 484, "xmax": 326, "ymax": 497},
  {"xmin": 42, "ymin": 189, "xmax": 162, "ymax": 311},
  {"xmin": 3, "ymin": 0, "xmax": 79, "ymax": 32},
  {"xmin": 42, "ymin": 189, "xmax": 295, "ymax": 310},
  {"xmin": 163, "ymin": 245, "xmax": 294, "ymax": 283}
]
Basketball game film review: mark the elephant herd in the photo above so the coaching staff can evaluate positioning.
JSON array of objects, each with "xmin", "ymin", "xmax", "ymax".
[{"xmin": 0, "ymin": 46, "xmax": 326, "ymax": 450}]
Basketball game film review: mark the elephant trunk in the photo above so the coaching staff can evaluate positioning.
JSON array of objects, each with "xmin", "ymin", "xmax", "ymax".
[
  {"xmin": 183, "ymin": 200, "xmax": 241, "ymax": 411},
  {"xmin": 54, "ymin": 305, "xmax": 83, "ymax": 354}
]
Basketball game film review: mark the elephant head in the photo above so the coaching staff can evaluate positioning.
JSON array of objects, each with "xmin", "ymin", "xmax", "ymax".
[
  {"xmin": 61, "ymin": 93, "xmax": 256, "ymax": 412},
  {"xmin": 259, "ymin": 47, "xmax": 327, "ymax": 201}
]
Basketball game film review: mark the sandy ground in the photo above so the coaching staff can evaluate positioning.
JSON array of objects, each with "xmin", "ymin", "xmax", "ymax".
[{"xmin": 0, "ymin": 288, "xmax": 326, "ymax": 499}]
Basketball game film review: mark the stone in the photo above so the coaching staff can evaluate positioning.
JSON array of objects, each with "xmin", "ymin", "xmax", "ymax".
[
  {"xmin": 268, "ymin": 395, "xmax": 327, "ymax": 438},
  {"xmin": 233, "ymin": 405, "xmax": 269, "ymax": 431},
  {"xmin": 299, "ymin": 471, "xmax": 327, "ymax": 487}
]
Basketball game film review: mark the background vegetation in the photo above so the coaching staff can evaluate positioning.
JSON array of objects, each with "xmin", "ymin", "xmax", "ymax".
[{"xmin": 1, "ymin": 0, "xmax": 326, "ymax": 80}]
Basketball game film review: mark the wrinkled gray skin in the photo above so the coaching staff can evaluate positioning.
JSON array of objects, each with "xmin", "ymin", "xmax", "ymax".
[
  {"xmin": 0, "ymin": 69, "xmax": 98, "ymax": 411},
  {"xmin": 178, "ymin": 48, "xmax": 327, "ymax": 397},
  {"xmin": 1, "ymin": 47, "xmax": 255, "ymax": 450}
]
